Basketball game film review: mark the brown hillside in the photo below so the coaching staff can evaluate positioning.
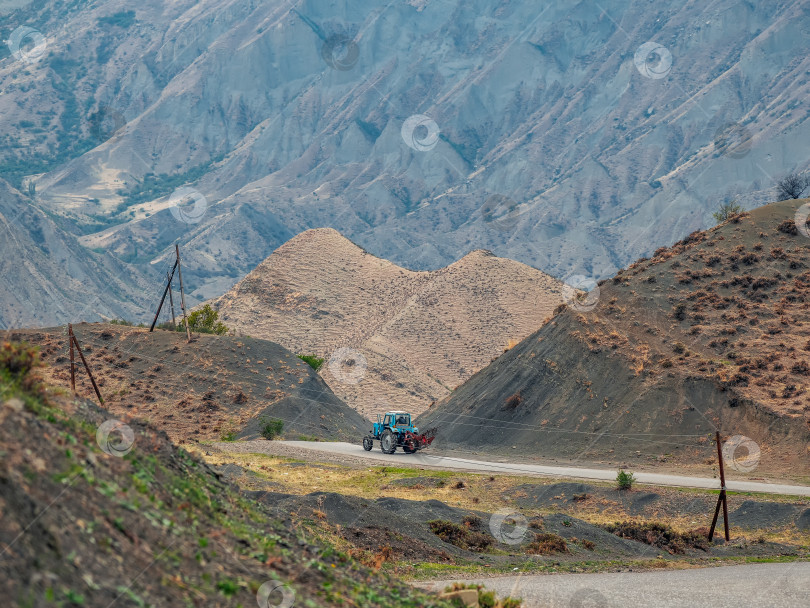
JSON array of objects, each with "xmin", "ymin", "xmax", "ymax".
[
  {"xmin": 418, "ymin": 199, "xmax": 810, "ymax": 474},
  {"xmin": 8, "ymin": 323, "xmax": 369, "ymax": 443},
  {"xmin": 210, "ymin": 228, "xmax": 567, "ymax": 417}
]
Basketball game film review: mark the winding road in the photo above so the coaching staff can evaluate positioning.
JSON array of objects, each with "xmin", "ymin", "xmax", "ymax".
[
  {"xmin": 413, "ymin": 562, "xmax": 810, "ymax": 608},
  {"xmin": 279, "ymin": 440, "xmax": 810, "ymax": 497}
]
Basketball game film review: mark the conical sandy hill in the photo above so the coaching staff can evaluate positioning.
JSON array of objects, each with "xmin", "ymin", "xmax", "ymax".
[{"xmin": 210, "ymin": 229, "xmax": 567, "ymax": 417}]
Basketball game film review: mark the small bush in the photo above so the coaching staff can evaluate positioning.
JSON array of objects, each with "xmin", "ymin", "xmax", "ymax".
[
  {"xmin": 260, "ymin": 417, "xmax": 284, "ymax": 440},
  {"xmin": 183, "ymin": 304, "xmax": 228, "ymax": 335},
  {"xmin": 297, "ymin": 354, "xmax": 324, "ymax": 371},
  {"xmin": 616, "ymin": 469, "xmax": 636, "ymax": 491},
  {"xmin": 444, "ymin": 583, "xmax": 522, "ymax": 608},
  {"xmin": 429, "ymin": 520, "xmax": 493, "ymax": 552},
  {"xmin": 503, "ymin": 391, "xmax": 522, "ymax": 410},
  {"xmin": 712, "ymin": 200, "xmax": 743, "ymax": 224},
  {"xmin": 0, "ymin": 341, "xmax": 45, "ymax": 397},
  {"xmin": 526, "ymin": 532, "xmax": 569, "ymax": 555},
  {"xmin": 601, "ymin": 521, "xmax": 710, "ymax": 554}
]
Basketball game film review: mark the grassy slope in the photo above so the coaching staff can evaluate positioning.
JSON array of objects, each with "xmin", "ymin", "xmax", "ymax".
[{"xmin": 0, "ymin": 358, "xmax": 449, "ymax": 607}]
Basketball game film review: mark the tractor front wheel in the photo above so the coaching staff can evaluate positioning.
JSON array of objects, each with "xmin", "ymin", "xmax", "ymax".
[
  {"xmin": 380, "ymin": 430, "xmax": 396, "ymax": 454},
  {"xmin": 362, "ymin": 436, "xmax": 373, "ymax": 451}
]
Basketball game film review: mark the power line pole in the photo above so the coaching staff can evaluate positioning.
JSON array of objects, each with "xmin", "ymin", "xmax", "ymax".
[
  {"xmin": 176, "ymin": 243, "xmax": 191, "ymax": 342},
  {"xmin": 167, "ymin": 270, "xmax": 177, "ymax": 328},
  {"xmin": 708, "ymin": 430, "xmax": 731, "ymax": 542}
]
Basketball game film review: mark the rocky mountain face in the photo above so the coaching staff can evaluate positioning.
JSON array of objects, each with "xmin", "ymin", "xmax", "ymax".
[
  {"xmin": 210, "ymin": 228, "xmax": 567, "ymax": 417},
  {"xmin": 417, "ymin": 199, "xmax": 810, "ymax": 470},
  {"xmin": 0, "ymin": 179, "xmax": 149, "ymax": 328},
  {"xmin": 2, "ymin": 1, "xmax": 809, "ymax": 325}
]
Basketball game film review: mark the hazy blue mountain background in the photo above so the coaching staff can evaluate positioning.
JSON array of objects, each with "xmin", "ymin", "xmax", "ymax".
[{"xmin": 1, "ymin": 0, "xmax": 809, "ymax": 327}]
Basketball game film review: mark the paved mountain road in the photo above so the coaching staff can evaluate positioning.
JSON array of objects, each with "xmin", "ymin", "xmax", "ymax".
[
  {"xmin": 271, "ymin": 441, "xmax": 810, "ymax": 496},
  {"xmin": 413, "ymin": 562, "xmax": 810, "ymax": 608}
]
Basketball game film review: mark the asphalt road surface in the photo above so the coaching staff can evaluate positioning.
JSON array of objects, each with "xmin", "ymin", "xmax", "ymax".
[
  {"xmin": 280, "ymin": 441, "xmax": 810, "ymax": 496},
  {"xmin": 414, "ymin": 562, "xmax": 810, "ymax": 607}
]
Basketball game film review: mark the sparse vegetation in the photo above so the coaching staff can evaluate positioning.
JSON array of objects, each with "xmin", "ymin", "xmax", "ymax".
[
  {"xmin": 616, "ymin": 469, "xmax": 636, "ymax": 491},
  {"xmin": 526, "ymin": 532, "xmax": 569, "ymax": 555},
  {"xmin": 443, "ymin": 583, "xmax": 522, "ymax": 608},
  {"xmin": 777, "ymin": 172, "xmax": 809, "ymax": 200},
  {"xmin": 260, "ymin": 416, "xmax": 284, "ymax": 440},
  {"xmin": 183, "ymin": 304, "xmax": 228, "ymax": 335},
  {"xmin": 428, "ymin": 519, "xmax": 493, "ymax": 552},
  {"xmin": 297, "ymin": 354, "xmax": 325, "ymax": 371},
  {"xmin": 712, "ymin": 200, "xmax": 743, "ymax": 223},
  {"xmin": 600, "ymin": 521, "xmax": 710, "ymax": 554}
]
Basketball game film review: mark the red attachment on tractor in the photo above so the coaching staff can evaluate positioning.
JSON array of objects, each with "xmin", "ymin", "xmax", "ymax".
[{"xmin": 404, "ymin": 427, "xmax": 437, "ymax": 452}]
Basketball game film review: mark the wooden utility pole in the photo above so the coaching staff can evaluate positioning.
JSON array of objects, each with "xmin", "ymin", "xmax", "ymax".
[
  {"xmin": 69, "ymin": 325, "xmax": 76, "ymax": 392},
  {"xmin": 149, "ymin": 258, "xmax": 178, "ymax": 332},
  {"xmin": 708, "ymin": 430, "xmax": 730, "ymax": 541},
  {"xmin": 176, "ymin": 243, "xmax": 191, "ymax": 342},
  {"xmin": 68, "ymin": 324, "xmax": 104, "ymax": 405},
  {"xmin": 167, "ymin": 270, "xmax": 177, "ymax": 328}
]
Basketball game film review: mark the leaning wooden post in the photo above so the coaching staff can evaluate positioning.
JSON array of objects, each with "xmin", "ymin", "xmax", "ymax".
[
  {"xmin": 176, "ymin": 244, "xmax": 191, "ymax": 342},
  {"xmin": 708, "ymin": 430, "xmax": 730, "ymax": 541},
  {"xmin": 167, "ymin": 271, "xmax": 177, "ymax": 328},
  {"xmin": 70, "ymin": 328, "xmax": 104, "ymax": 405},
  {"xmin": 68, "ymin": 324, "xmax": 76, "ymax": 392}
]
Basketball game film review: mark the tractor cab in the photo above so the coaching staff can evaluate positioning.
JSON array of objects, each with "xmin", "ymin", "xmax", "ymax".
[{"xmin": 363, "ymin": 411, "xmax": 435, "ymax": 454}]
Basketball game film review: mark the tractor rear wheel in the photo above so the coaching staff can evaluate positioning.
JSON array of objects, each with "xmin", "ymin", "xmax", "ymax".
[
  {"xmin": 362, "ymin": 436, "xmax": 373, "ymax": 451},
  {"xmin": 380, "ymin": 430, "xmax": 396, "ymax": 454}
]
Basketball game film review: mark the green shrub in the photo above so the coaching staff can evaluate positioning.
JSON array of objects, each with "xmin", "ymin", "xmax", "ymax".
[
  {"xmin": 616, "ymin": 469, "xmax": 636, "ymax": 491},
  {"xmin": 712, "ymin": 200, "xmax": 743, "ymax": 224},
  {"xmin": 260, "ymin": 417, "xmax": 284, "ymax": 440},
  {"xmin": 297, "ymin": 354, "xmax": 324, "ymax": 371},
  {"xmin": 183, "ymin": 304, "xmax": 228, "ymax": 335}
]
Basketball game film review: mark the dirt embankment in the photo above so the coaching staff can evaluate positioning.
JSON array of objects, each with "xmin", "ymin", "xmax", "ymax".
[
  {"xmin": 419, "ymin": 199, "xmax": 810, "ymax": 473},
  {"xmin": 8, "ymin": 323, "xmax": 370, "ymax": 443}
]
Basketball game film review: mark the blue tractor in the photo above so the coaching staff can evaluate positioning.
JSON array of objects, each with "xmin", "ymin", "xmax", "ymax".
[{"xmin": 362, "ymin": 411, "xmax": 436, "ymax": 454}]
